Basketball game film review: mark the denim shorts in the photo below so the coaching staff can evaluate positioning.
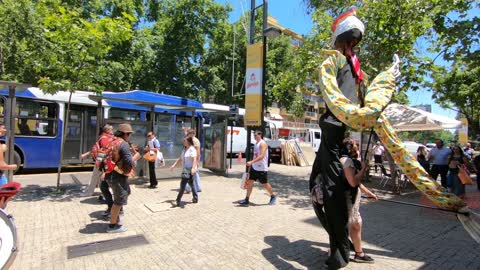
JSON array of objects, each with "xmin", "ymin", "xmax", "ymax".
[{"xmin": 105, "ymin": 171, "xmax": 130, "ymax": 206}]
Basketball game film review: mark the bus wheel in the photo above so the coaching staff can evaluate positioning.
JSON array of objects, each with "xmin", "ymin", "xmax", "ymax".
[{"xmin": 13, "ymin": 151, "xmax": 22, "ymax": 174}]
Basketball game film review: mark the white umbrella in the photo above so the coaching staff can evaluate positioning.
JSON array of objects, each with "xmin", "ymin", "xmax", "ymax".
[{"xmin": 383, "ymin": 103, "xmax": 462, "ymax": 131}]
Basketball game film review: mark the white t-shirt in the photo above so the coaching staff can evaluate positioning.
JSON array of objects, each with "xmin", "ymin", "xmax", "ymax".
[
  {"xmin": 373, "ymin": 145, "xmax": 385, "ymax": 156},
  {"xmin": 340, "ymin": 156, "xmax": 355, "ymax": 170},
  {"xmin": 182, "ymin": 146, "xmax": 197, "ymax": 168}
]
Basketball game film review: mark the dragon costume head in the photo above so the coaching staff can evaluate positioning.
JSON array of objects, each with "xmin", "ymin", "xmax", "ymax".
[{"xmin": 332, "ymin": 8, "xmax": 365, "ymax": 83}]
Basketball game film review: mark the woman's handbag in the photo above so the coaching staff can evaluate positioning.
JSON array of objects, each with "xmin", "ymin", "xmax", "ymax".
[
  {"xmin": 181, "ymin": 168, "xmax": 192, "ymax": 180},
  {"xmin": 457, "ymin": 164, "xmax": 473, "ymax": 185},
  {"xmin": 143, "ymin": 151, "xmax": 157, "ymax": 162}
]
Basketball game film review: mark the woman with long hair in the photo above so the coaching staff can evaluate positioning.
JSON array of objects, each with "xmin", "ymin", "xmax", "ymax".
[
  {"xmin": 416, "ymin": 146, "xmax": 430, "ymax": 173},
  {"xmin": 169, "ymin": 136, "xmax": 198, "ymax": 207},
  {"xmin": 447, "ymin": 145, "xmax": 469, "ymax": 197},
  {"xmin": 339, "ymin": 139, "xmax": 377, "ymax": 263}
]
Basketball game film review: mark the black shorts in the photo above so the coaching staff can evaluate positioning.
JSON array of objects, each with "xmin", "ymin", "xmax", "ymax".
[
  {"xmin": 106, "ymin": 171, "xmax": 130, "ymax": 206},
  {"xmin": 249, "ymin": 167, "xmax": 268, "ymax": 184}
]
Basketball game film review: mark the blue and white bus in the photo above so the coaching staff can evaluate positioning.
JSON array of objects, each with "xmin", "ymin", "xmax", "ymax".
[{"xmin": 0, "ymin": 88, "xmax": 203, "ymax": 171}]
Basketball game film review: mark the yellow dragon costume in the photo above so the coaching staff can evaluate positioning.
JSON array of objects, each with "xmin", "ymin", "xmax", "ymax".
[
  {"xmin": 310, "ymin": 8, "xmax": 478, "ymax": 270},
  {"xmin": 319, "ymin": 49, "xmax": 466, "ymax": 211}
]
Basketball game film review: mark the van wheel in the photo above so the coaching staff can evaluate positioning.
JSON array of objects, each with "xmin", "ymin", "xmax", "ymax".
[{"xmin": 13, "ymin": 151, "xmax": 22, "ymax": 174}]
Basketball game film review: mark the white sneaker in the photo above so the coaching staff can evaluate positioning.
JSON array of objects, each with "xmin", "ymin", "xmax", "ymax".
[{"xmin": 106, "ymin": 224, "xmax": 127, "ymax": 233}]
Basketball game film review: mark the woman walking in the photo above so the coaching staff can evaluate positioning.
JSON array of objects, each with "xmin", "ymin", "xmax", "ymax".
[
  {"xmin": 169, "ymin": 137, "xmax": 198, "ymax": 207},
  {"xmin": 447, "ymin": 145, "xmax": 469, "ymax": 198}
]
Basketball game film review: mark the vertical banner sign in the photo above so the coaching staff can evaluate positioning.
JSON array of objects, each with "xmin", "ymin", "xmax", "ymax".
[
  {"xmin": 245, "ymin": 42, "xmax": 264, "ymax": 126},
  {"xmin": 459, "ymin": 118, "xmax": 468, "ymax": 144}
]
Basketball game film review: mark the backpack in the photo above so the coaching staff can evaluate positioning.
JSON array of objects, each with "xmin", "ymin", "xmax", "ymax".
[
  {"xmin": 102, "ymin": 137, "xmax": 125, "ymax": 174},
  {"xmin": 91, "ymin": 134, "xmax": 114, "ymax": 168}
]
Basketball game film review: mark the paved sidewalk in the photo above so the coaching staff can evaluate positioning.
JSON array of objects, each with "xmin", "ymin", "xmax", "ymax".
[{"xmin": 6, "ymin": 164, "xmax": 480, "ymax": 270}]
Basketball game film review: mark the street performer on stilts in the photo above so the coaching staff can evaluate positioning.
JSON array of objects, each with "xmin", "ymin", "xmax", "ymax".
[{"xmin": 309, "ymin": 7, "xmax": 477, "ymax": 270}]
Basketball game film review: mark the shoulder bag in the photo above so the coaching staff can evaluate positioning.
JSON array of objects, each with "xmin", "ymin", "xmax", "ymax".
[{"xmin": 458, "ymin": 164, "xmax": 473, "ymax": 185}]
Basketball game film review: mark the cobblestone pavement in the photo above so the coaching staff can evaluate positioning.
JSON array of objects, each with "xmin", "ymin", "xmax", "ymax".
[{"xmin": 6, "ymin": 164, "xmax": 480, "ymax": 270}]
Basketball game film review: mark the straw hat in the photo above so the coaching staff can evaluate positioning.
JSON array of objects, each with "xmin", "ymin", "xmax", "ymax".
[{"xmin": 118, "ymin": 123, "xmax": 134, "ymax": 134}]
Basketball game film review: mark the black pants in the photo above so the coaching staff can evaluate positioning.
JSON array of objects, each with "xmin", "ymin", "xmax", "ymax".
[
  {"xmin": 100, "ymin": 180, "xmax": 113, "ymax": 210},
  {"xmin": 430, "ymin": 164, "xmax": 449, "ymax": 188},
  {"xmin": 309, "ymin": 113, "xmax": 349, "ymax": 269},
  {"xmin": 373, "ymin": 155, "xmax": 388, "ymax": 175},
  {"xmin": 177, "ymin": 174, "xmax": 198, "ymax": 203},
  {"xmin": 148, "ymin": 161, "xmax": 157, "ymax": 187}
]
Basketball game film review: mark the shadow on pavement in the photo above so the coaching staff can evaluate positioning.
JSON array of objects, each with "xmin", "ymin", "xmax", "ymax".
[
  {"xmin": 79, "ymin": 223, "xmax": 107, "ymax": 234},
  {"xmin": 88, "ymin": 210, "xmax": 109, "ymax": 221},
  {"xmin": 80, "ymin": 196, "xmax": 104, "ymax": 205},
  {"xmin": 268, "ymin": 171, "xmax": 311, "ymax": 209},
  {"xmin": 304, "ymin": 195, "xmax": 479, "ymax": 269},
  {"xmin": 13, "ymin": 184, "xmax": 85, "ymax": 203},
  {"xmin": 262, "ymin": 235, "xmax": 327, "ymax": 270}
]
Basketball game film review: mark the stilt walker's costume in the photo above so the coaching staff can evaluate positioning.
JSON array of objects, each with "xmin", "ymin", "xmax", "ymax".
[{"xmin": 310, "ymin": 8, "xmax": 470, "ymax": 269}]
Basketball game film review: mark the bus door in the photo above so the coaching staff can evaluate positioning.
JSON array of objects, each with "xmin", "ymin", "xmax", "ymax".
[{"xmin": 63, "ymin": 105, "xmax": 97, "ymax": 163}]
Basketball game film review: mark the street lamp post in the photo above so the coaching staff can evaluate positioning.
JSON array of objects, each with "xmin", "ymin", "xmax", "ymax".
[{"xmin": 245, "ymin": 0, "xmax": 280, "ymax": 162}]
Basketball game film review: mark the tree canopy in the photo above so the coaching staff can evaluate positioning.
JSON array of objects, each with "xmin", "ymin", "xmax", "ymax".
[
  {"xmin": 304, "ymin": 0, "xmax": 479, "ymax": 139},
  {"xmin": 0, "ymin": 0, "xmax": 478, "ymax": 136}
]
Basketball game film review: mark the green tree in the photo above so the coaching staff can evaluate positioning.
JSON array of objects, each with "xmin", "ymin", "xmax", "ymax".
[
  {"xmin": 303, "ymin": 0, "xmax": 473, "ymax": 103},
  {"xmin": 429, "ymin": 2, "xmax": 479, "ymax": 139},
  {"xmin": 0, "ymin": 0, "xmax": 44, "ymax": 84},
  {"xmin": 432, "ymin": 63, "xmax": 480, "ymax": 139},
  {"xmin": 37, "ymin": 5, "xmax": 134, "ymax": 93},
  {"xmin": 0, "ymin": 0, "xmax": 134, "ymax": 93},
  {"xmin": 398, "ymin": 130, "xmax": 455, "ymax": 144},
  {"xmin": 147, "ymin": 0, "xmax": 231, "ymax": 98}
]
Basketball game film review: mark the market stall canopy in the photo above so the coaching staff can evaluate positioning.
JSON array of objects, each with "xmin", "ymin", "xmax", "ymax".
[{"xmin": 383, "ymin": 103, "xmax": 462, "ymax": 131}]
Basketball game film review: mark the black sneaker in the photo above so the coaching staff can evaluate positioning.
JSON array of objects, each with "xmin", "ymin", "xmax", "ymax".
[
  {"xmin": 176, "ymin": 199, "xmax": 182, "ymax": 207},
  {"xmin": 238, "ymin": 199, "xmax": 249, "ymax": 206},
  {"xmin": 192, "ymin": 198, "xmax": 198, "ymax": 203},
  {"xmin": 268, "ymin": 196, "xmax": 277, "ymax": 205},
  {"xmin": 353, "ymin": 253, "xmax": 374, "ymax": 263}
]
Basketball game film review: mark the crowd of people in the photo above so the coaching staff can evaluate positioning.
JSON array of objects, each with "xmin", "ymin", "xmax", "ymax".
[
  {"xmin": 80, "ymin": 124, "xmax": 234, "ymax": 232},
  {"xmin": 371, "ymin": 138, "xmax": 479, "ymax": 198},
  {"xmin": 75, "ymin": 121, "xmax": 280, "ymax": 233},
  {"xmin": 418, "ymin": 140, "xmax": 479, "ymax": 197}
]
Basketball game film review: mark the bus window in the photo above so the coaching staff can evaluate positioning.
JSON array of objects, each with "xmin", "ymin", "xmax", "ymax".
[
  {"xmin": 109, "ymin": 108, "xmax": 142, "ymax": 121},
  {"xmin": 155, "ymin": 114, "xmax": 174, "ymax": 142},
  {"xmin": 15, "ymin": 99, "xmax": 58, "ymax": 136}
]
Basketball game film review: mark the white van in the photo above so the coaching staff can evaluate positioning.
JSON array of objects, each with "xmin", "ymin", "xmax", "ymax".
[
  {"xmin": 306, "ymin": 129, "xmax": 322, "ymax": 152},
  {"xmin": 226, "ymin": 126, "xmax": 247, "ymax": 155}
]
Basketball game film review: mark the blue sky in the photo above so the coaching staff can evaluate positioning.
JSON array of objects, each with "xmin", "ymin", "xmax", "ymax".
[{"xmin": 215, "ymin": 0, "xmax": 459, "ymax": 119}]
